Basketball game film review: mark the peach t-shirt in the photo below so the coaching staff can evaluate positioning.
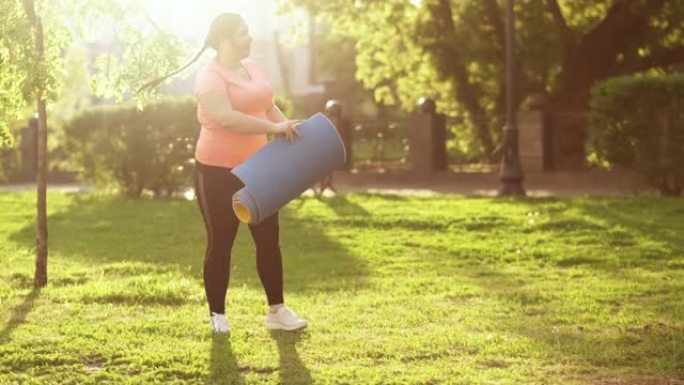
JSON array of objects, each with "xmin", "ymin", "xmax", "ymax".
[{"xmin": 194, "ymin": 58, "xmax": 274, "ymax": 168}]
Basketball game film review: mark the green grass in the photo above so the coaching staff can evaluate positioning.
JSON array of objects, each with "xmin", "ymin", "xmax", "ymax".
[{"xmin": 1, "ymin": 192, "xmax": 683, "ymax": 384}]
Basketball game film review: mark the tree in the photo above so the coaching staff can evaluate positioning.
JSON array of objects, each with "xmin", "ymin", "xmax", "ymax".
[
  {"xmin": 0, "ymin": 0, "xmax": 186, "ymax": 287},
  {"xmin": 278, "ymin": 0, "xmax": 684, "ymax": 165},
  {"xmin": 544, "ymin": 0, "xmax": 684, "ymax": 168},
  {"xmin": 22, "ymin": 0, "xmax": 49, "ymax": 287}
]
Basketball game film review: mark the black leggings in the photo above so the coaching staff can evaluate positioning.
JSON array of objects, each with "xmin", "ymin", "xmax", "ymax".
[{"xmin": 194, "ymin": 161, "xmax": 284, "ymax": 314}]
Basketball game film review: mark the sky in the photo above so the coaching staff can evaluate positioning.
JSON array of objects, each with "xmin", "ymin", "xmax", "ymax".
[{"xmin": 140, "ymin": 0, "xmax": 283, "ymax": 44}]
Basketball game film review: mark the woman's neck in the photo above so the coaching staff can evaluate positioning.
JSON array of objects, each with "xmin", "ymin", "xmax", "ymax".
[{"xmin": 216, "ymin": 51, "xmax": 241, "ymax": 70}]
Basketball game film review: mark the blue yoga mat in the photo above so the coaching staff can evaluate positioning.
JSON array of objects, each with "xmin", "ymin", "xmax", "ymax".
[{"xmin": 231, "ymin": 112, "xmax": 346, "ymax": 224}]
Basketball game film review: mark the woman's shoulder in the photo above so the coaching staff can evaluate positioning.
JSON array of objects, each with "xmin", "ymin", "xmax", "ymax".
[
  {"xmin": 194, "ymin": 61, "xmax": 226, "ymax": 96},
  {"xmin": 196, "ymin": 60, "xmax": 223, "ymax": 79}
]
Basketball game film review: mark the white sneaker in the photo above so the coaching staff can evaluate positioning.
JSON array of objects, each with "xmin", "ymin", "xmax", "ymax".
[
  {"xmin": 209, "ymin": 312, "xmax": 230, "ymax": 334},
  {"xmin": 265, "ymin": 306, "xmax": 308, "ymax": 331}
]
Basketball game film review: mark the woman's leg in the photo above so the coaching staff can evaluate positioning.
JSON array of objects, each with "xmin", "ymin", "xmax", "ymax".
[
  {"xmin": 194, "ymin": 162, "xmax": 244, "ymax": 315},
  {"xmin": 248, "ymin": 211, "xmax": 284, "ymax": 306},
  {"xmin": 250, "ymin": 212, "xmax": 308, "ymax": 331}
]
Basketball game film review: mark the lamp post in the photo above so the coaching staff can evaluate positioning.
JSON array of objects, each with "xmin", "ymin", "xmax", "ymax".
[{"xmin": 498, "ymin": 0, "xmax": 526, "ymax": 196}]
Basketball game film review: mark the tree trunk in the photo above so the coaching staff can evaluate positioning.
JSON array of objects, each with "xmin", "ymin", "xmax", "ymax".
[
  {"xmin": 35, "ymin": 99, "xmax": 48, "ymax": 288},
  {"xmin": 426, "ymin": 0, "xmax": 496, "ymax": 159},
  {"xmin": 449, "ymin": 65, "xmax": 496, "ymax": 157},
  {"xmin": 543, "ymin": 0, "xmax": 671, "ymax": 170},
  {"xmin": 23, "ymin": 0, "xmax": 48, "ymax": 288},
  {"xmin": 545, "ymin": 44, "xmax": 596, "ymax": 170}
]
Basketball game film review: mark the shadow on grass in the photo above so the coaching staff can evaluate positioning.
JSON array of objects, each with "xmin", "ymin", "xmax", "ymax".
[
  {"xmin": 457, "ymin": 260, "xmax": 684, "ymax": 374},
  {"xmin": 574, "ymin": 198, "xmax": 684, "ymax": 258},
  {"xmin": 444, "ymin": 197, "xmax": 684, "ymax": 374},
  {"xmin": 8, "ymin": 194, "xmax": 370, "ymax": 297},
  {"xmin": 269, "ymin": 330, "xmax": 312, "ymax": 385},
  {"xmin": 0, "ymin": 288, "xmax": 40, "ymax": 343},
  {"xmin": 204, "ymin": 330, "xmax": 310, "ymax": 384},
  {"xmin": 316, "ymin": 195, "xmax": 370, "ymax": 217},
  {"xmin": 206, "ymin": 334, "xmax": 245, "ymax": 385},
  {"xmin": 489, "ymin": 197, "xmax": 684, "ymax": 271}
]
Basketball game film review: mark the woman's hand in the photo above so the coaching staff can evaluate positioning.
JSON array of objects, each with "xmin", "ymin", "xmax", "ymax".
[{"xmin": 271, "ymin": 120, "xmax": 301, "ymax": 142}]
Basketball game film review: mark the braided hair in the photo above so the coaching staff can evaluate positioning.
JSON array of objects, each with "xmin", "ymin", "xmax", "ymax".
[{"xmin": 136, "ymin": 13, "xmax": 244, "ymax": 94}]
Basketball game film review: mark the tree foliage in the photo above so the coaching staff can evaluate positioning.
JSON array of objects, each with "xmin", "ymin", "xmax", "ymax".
[
  {"xmin": 278, "ymin": 0, "xmax": 684, "ymax": 158},
  {"xmin": 0, "ymin": 0, "xmax": 187, "ymax": 148}
]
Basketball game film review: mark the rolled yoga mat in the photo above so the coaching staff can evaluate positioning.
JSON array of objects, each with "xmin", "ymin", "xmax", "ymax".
[{"xmin": 231, "ymin": 112, "xmax": 346, "ymax": 224}]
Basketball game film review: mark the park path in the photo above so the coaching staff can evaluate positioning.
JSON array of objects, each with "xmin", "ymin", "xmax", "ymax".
[{"xmin": 0, "ymin": 169, "xmax": 650, "ymax": 197}]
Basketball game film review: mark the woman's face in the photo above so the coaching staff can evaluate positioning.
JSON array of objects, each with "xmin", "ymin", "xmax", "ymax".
[{"xmin": 220, "ymin": 21, "xmax": 252, "ymax": 60}]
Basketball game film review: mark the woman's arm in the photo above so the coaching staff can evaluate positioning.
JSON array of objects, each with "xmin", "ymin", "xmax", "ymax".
[
  {"xmin": 266, "ymin": 103, "xmax": 301, "ymax": 141},
  {"xmin": 266, "ymin": 103, "xmax": 287, "ymax": 123}
]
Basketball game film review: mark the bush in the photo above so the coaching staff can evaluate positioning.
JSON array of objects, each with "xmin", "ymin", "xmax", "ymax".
[
  {"xmin": 0, "ymin": 119, "xmax": 32, "ymax": 183},
  {"xmin": 62, "ymin": 98, "xmax": 197, "ymax": 197},
  {"xmin": 589, "ymin": 74, "xmax": 684, "ymax": 196},
  {"xmin": 0, "ymin": 146, "xmax": 20, "ymax": 183}
]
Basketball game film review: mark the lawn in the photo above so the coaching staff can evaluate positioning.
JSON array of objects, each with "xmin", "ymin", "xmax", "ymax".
[{"xmin": 0, "ymin": 192, "xmax": 682, "ymax": 384}]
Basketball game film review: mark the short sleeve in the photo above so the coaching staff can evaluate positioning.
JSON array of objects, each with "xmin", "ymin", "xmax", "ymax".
[{"xmin": 194, "ymin": 69, "xmax": 226, "ymax": 98}]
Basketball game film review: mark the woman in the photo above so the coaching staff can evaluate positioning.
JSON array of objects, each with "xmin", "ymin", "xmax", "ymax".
[{"xmin": 139, "ymin": 13, "xmax": 308, "ymax": 334}]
